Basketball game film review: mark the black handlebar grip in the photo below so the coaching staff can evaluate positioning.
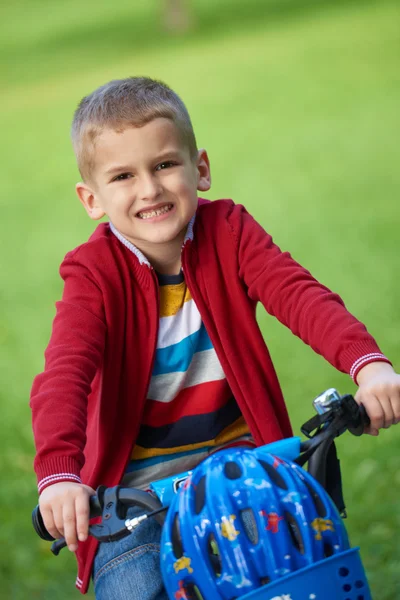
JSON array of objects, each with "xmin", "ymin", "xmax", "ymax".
[
  {"xmin": 348, "ymin": 404, "xmax": 371, "ymax": 436},
  {"xmin": 31, "ymin": 505, "xmax": 68, "ymax": 555}
]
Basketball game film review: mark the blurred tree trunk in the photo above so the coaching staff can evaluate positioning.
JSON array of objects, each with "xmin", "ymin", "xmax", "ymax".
[{"xmin": 161, "ymin": 0, "xmax": 194, "ymax": 34}]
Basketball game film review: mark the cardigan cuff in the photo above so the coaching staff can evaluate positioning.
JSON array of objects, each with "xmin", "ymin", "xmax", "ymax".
[
  {"xmin": 338, "ymin": 340, "xmax": 391, "ymax": 383},
  {"xmin": 350, "ymin": 353, "xmax": 392, "ymax": 385},
  {"xmin": 35, "ymin": 456, "xmax": 82, "ymax": 494},
  {"xmin": 38, "ymin": 473, "xmax": 83, "ymax": 494}
]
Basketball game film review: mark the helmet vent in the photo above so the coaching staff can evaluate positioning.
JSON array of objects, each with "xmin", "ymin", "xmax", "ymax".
[
  {"xmin": 355, "ymin": 580, "xmax": 365, "ymax": 588},
  {"xmin": 207, "ymin": 533, "xmax": 222, "ymax": 577},
  {"xmin": 302, "ymin": 478, "xmax": 327, "ymax": 517},
  {"xmin": 284, "ymin": 511, "xmax": 304, "ymax": 554},
  {"xmin": 172, "ymin": 513, "xmax": 184, "ymax": 559},
  {"xmin": 182, "ymin": 583, "xmax": 204, "ymax": 599},
  {"xmin": 224, "ymin": 461, "xmax": 242, "ymax": 479},
  {"xmin": 195, "ymin": 476, "xmax": 206, "ymax": 515},
  {"xmin": 324, "ymin": 542, "xmax": 334, "ymax": 557},
  {"xmin": 258, "ymin": 459, "xmax": 288, "ymax": 489},
  {"xmin": 260, "ymin": 576, "xmax": 271, "ymax": 586},
  {"xmin": 240, "ymin": 508, "xmax": 258, "ymax": 544}
]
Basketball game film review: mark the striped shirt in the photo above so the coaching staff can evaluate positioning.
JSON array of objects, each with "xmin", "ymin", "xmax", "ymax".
[{"xmin": 122, "ymin": 271, "xmax": 254, "ymax": 489}]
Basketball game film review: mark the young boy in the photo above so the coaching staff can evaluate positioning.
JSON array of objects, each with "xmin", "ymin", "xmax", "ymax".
[{"xmin": 30, "ymin": 77, "xmax": 400, "ymax": 599}]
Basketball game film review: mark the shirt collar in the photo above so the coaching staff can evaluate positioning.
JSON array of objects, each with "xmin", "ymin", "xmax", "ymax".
[{"xmin": 109, "ymin": 214, "xmax": 196, "ymax": 266}]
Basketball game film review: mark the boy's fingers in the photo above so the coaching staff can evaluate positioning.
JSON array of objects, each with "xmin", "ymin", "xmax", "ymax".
[
  {"xmin": 62, "ymin": 504, "xmax": 78, "ymax": 551},
  {"xmin": 370, "ymin": 395, "xmax": 400, "ymax": 429},
  {"xmin": 382, "ymin": 396, "xmax": 395, "ymax": 428},
  {"xmin": 369, "ymin": 393, "xmax": 395, "ymax": 428},
  {"xmin": 75, "ymin": 494, "xmax": 90, "ymax": 542},
  {"xmin": 367, "ymin": 427, "xmax": 380, "ymax": 436},
  {"xmin": 389, "ymin": 390, "xmax": 400, "ymax": 423},
  {"xmin": 358, "ymin": 394, "xmax": 384, "ymax": 434},
  {"xmin": 52, "ymin": 505, "xmax": 66, "ymax": 539},
  {"xmin": 41, "ymin": 506, "xmax": 61, "ymax": 540},
  {"xmin": 393, "ymin": 404, "xmax": 400, "ymax": 423}
]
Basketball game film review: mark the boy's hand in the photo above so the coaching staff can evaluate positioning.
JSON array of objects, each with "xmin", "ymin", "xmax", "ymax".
[
  {"xmin": 355, "ymin": 362, "xmax": 400, "ymax": 436},
  {"xmin": 39, "ymin": 481, "xmax": 95, "ymax": 552}
]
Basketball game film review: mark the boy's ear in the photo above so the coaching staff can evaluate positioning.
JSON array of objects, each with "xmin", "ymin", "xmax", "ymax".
[
  {"xmin": 76, "ymin": 182, "xmax": 105, "ymax": 220},
  {"xmin": 196, "ymin": 149, "xmax": 211, "ymax": 192}
]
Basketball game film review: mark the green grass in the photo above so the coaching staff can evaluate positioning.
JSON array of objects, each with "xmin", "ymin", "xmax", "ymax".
[{"xmin": 1, "ymin": 0, "xmax": 399, "ymax": 598}]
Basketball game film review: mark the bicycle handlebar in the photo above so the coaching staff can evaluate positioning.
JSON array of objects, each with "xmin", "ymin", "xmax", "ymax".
[
  {"xmin": 32, "ymin": 484, "xmax": 165, "ymax": 555},
  {"xmin": 32, "ymin": 391, "xmax": 370, "ymax": 554}
]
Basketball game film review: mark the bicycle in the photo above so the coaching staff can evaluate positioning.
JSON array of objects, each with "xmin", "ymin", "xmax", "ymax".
[{"xmin": 32, "ymin": 388, "xmax": 373, "ymax": 599}]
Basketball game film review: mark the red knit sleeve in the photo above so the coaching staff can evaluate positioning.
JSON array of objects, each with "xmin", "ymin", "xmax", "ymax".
[
  {"xmin": 30, "ymin": 254, "xmax": 106, "ymax": 493},
  {"xmin": 227, "ymin": 203, "xmax": 391, "ymax": 379}
]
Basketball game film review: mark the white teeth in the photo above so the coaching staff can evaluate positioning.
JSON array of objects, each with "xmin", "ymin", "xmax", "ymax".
[{"xmin": 138, "ymin": 204, "xmax": 173, "ymax": 219}]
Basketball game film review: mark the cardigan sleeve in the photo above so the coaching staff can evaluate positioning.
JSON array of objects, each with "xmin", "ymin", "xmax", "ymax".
[
  {"xmin": 227, "ymin": 203, "xmax": 391, "ymax": 380},
  {"xmin": 30, "ymin": 254, "xmax": 106, "ymax": 493}
]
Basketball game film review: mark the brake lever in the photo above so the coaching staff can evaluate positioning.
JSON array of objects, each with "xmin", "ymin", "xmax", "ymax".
[{"xmin": 88, "ymin": 486, "xmax": 133, "ymax": 543}]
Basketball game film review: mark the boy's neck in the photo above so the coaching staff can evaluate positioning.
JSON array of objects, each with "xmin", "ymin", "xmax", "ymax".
[
  {"xmin": 137, "ymin": 238, "xmax": 183, "ymax": 276},
  {"xmin": 151, "ymin": 254, "xmax": 182, "ymax": 276}
]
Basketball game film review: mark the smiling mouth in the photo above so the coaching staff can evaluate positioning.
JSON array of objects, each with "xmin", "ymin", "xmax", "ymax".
[{"xmin": 137, "ymin": 204, "xmax": 174, "ymax": 219}]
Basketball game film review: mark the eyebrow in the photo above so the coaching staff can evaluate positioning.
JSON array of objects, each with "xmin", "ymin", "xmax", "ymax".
[
  {"xmin": 105, "ymin": 165, "xmax": 133, "ymax": 176},
  {"xmin": 155, "ymin": 149, "xmax": 183, "ymax": 160}
]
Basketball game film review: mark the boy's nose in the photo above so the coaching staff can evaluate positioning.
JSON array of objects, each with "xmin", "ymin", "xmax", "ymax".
[{"xmin": 138, "ymin": 174, "xmax": 162, "ymax": 201}]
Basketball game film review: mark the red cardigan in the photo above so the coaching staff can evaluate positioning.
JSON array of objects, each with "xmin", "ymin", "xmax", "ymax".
[{"xmin": 30, "ymin": 199, "xmax": 388, "ymax": 593}]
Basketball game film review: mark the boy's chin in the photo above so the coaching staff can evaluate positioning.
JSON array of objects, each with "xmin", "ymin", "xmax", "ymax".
[
  {"xmin": 142, "ymin": 233, "xmax": 185, "ymax": 246},
  {"xmin": 140, "ymin": 222, "xmax": 189, "ymax": 242},
  {"xmin": 130, "ymin": 229, "xmax": 187, "ymax": 248}
]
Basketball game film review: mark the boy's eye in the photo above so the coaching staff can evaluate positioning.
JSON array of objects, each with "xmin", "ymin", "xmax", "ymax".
[
  {"xmin": 156, "ymin": 161, "xmax": 176, "ymax": 171},
  {"xmin": 113, "ymin": 173, "xmax": 132, "ymax": 181}
]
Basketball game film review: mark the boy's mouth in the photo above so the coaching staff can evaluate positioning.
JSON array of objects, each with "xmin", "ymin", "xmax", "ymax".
[{"xmin": 136, "ymin": 204, "xmax": 174, "ymax": 220}]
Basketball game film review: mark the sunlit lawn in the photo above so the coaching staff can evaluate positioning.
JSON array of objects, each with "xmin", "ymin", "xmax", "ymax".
[{"xmin": 1, "ymin": 0, "xmax": 399, "ymax": 598}]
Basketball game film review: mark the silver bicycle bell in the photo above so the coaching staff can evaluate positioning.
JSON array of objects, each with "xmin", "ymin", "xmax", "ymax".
[{"xmin": 313, "ymin": 388, "xmax": 341, "ymax": 415}]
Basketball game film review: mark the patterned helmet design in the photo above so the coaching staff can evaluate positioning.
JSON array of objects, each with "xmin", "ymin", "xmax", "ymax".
[{"xmin": 161, "ymin": 446, "xmax": 350, "ymax": 599}]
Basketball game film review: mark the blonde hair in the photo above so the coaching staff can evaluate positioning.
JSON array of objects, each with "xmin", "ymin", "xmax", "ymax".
[{"xmin": 71, "ymin": 77, "xmax": 198, "ymax": 181}]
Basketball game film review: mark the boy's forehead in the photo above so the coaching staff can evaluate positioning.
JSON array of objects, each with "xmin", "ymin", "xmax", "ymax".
[{"xmin": 94, "ymin": 118, "xmax": 186, "ymax": 156}]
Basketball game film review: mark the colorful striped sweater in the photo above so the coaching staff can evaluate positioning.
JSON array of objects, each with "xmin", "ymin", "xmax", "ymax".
[{"xmin": 123, "ymin": 271, "xmax": 254, "ymax": 489}]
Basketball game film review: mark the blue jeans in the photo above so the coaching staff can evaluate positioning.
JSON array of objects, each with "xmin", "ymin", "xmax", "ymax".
[{"xmin": 93, "ymin": 507, "xmax": 169, "ymax": 600}]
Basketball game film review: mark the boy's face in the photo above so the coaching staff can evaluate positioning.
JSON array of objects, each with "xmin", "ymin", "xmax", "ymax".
[{"xmin": 76, "ymin": 118, "xmax": 210, "ymax": 258}]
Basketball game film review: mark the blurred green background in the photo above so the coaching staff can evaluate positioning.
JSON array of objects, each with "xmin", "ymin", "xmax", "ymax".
[{"xmin": 1, "ymin": 0, "xmax": 399, "ymax": 598}]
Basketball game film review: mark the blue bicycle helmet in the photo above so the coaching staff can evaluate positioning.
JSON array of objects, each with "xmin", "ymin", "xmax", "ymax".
[{"xmin": 161, "ymin": 446, "xmax": 371, "ymax": 600}]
